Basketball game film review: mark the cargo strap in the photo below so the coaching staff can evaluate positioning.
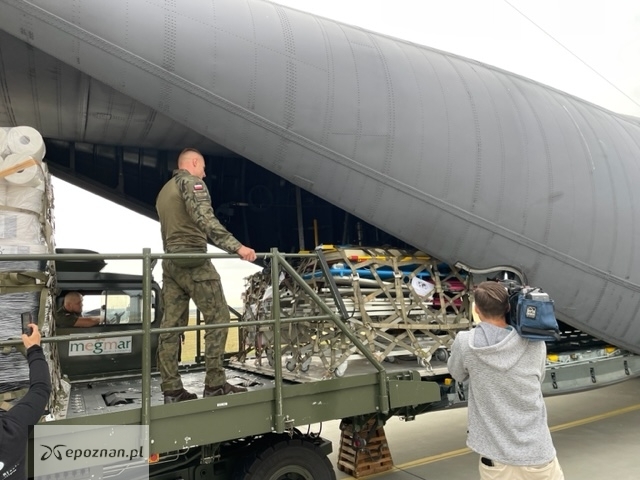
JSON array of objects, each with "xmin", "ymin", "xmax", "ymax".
[
  {"xmin": 0, "ymin": 270, "xmax": 47, "ymax": 284},
  {"xmin": 0, "ymin": 271, "xmax": 48, "ymax": 295},
  {"xmin": 0, "ymin": 204, "xmax": 43, "ymax": 216},
  {"xmin": 1, "ymin": 342, "xmax": 26, "ymax": 356},
  {"xmin": 0, "ymin": 388, "xmax": 28, "ymax": 408},
  {"xmin": 0, "ymin": 157, "xmax": 38, "ymax": 178},
  {"xmin": 0, "ymin": 389, "xmax": 26, "ymax": 401}
]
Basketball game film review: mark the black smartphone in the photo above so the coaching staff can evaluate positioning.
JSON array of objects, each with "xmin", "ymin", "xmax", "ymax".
[{"xmin": 21, "ymin": 312, "xmax": 34, "ymax": 336}]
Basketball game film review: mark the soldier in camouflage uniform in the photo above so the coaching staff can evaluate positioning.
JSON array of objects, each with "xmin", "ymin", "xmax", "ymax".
[
  {"xmin": 156, "ymin": 148, "xmax": 257, "ymax": 404},
  {"xmin": 54, "ymin": 292, "xmax": 102, "ymax": 328}
]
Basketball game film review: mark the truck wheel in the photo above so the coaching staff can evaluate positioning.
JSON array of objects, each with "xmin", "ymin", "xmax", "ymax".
[{"xmin": 235, "ymin": 438, "xmax": 335, "ymax": 480}]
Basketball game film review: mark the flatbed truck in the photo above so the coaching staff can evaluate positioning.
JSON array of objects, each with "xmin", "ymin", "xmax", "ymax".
[{"xmin": 1, "ymin": 248, "xmax": 639, "ymax": 480}]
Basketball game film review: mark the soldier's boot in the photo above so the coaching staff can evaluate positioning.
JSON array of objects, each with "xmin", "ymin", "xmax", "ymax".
[
  {"xmin": 203, "ymin": 383, "xmax": 247, "ymax": 397},
  {"xmin": 164, "ymin": 388, "xmax": 197, "ymax": 404}
]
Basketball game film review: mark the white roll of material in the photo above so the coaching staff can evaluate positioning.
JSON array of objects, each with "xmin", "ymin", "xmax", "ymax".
[
  {"xmin": 0, "ymin": 155, "xmax": 6, "ymax": 206},
  {"xmin": 6, "ymin": 126, "xmax": 46, "ymax": 161},
  {"xmin": 0, "ymin": 128, "xmax": 9, "ymax": 156},
  {"xmin": 6, "ymin": 185, "xmax": 43, "ymax": 214},
  {"xmin": 1, "ymin": 153, "xmax": 44, "ymax": 187}
]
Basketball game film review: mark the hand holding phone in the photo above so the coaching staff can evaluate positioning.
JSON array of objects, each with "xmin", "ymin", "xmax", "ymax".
[
  {"xmin": 21, "ymin": 312, "xmax": 34, "ymax": 336},
  {"xmin": 21, "ymin": 323, "xmax": 41, "ymax": 349}
]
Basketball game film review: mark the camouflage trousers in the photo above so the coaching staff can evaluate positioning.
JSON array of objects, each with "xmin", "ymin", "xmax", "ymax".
[{"xmin": 158, "ymin": 259, "xmax": 230, "ymax": 391}]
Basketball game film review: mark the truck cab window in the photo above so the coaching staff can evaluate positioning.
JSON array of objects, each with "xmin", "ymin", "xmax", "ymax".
[{"xmin": 102, "ymin": 290, "xmax": 154, "ymax": 325}]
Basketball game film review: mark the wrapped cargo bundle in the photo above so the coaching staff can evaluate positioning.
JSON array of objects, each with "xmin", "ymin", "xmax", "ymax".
[{"xmin": 0, "ymin": 125, "xmax": 59, "ymax": 405}]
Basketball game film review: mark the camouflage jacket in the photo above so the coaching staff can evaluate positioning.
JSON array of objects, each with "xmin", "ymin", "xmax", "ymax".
[
  {"xmin": 156, "ymin": 169, "xmax": 242, "ymax": 254},
  {"xmin": 54, "ymin": 306, "xmax": 79, "ymax": 328}
]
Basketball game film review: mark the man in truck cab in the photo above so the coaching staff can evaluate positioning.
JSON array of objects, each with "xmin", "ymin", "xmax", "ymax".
[
  {"xmin": 54, "ymin": 292, "xmax": 103, "ymax": 328},
  {"xmin": 156, "ymin": 147, "xmax": 257, "ymax": 404}
]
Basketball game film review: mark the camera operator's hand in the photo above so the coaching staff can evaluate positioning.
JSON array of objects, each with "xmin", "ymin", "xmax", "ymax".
[{"xmin": 22, "ymin": 324, "xmax": 42, "ymax": 349}]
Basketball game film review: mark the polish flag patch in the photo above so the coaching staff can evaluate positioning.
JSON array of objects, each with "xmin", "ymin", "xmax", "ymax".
[{"xmin": 194, "ymin": 183, "xmax": 204, "ymax": 191}]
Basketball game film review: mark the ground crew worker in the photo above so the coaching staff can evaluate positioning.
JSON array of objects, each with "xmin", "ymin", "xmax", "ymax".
[{"xmin": 156, "ymin": 147, "xmax": 257, "ymax": 404}]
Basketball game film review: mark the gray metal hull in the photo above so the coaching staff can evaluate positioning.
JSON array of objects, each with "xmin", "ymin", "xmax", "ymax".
[{"xmin": 0, "ymin": 0, "xmax": 639, "ymax": 353}]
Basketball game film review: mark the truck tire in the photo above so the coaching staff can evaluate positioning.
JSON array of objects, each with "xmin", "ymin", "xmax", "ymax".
[{"xmin": 234, "ymin": 437, "xmax": 336, "ymax": 480}]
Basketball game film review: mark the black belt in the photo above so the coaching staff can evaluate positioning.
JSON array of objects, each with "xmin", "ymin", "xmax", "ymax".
[{"xmin": 481, "ymin": 457, "xmax": 494, "ymax": 467}]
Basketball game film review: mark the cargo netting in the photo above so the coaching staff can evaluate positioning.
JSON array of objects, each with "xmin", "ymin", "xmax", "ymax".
[{"xmin": 239, "ymin": 246, "xmax": 472, "ymax": 376}]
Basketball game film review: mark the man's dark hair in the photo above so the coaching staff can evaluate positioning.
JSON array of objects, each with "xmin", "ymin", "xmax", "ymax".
[{"xmin": 474, "ymin": 281, "xmax": 509, "ymax": 318}]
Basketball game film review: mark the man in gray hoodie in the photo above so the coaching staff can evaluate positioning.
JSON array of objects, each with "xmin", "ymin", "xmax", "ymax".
[{"xmin": 448, "ymin": 281, "xmax": 564, "ymax": 480}]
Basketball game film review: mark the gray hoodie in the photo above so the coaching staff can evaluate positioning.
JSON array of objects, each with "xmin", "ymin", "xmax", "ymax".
[{"xmin": 448, "ymin": 323, "xmax": 556, "ymax": 465}]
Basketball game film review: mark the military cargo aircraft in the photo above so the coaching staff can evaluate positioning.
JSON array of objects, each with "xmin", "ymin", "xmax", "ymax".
[{"xmin": 0, "ymin": 0, "xmax": 639, "ymax": 356}]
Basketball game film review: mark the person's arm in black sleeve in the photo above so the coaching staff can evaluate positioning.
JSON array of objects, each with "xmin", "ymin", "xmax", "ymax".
[
  {"xmin": 0, "ymin": 326, "xmax": 51, "ymax": 480},
  {"xmin": 6, "ymin": 344, "xmax": 52, "ymax": 427}
]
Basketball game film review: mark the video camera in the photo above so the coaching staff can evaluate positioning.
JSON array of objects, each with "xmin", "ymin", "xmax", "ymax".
[{"xmin": 504, "ymin": 284, "xmax": 561, "ymax": 342}]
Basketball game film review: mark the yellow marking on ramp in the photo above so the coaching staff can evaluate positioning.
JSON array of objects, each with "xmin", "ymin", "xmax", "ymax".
[
  {"xmin": 339, "ymin": 403, "xmax": 640, "ymax": 479},
  {"xmin": 549, "ymin": 403, "xmax": 640, "ymax": 432},
  {"xmin": 395, "ymin": 446, "xmax": 471, "ymax": 469}
]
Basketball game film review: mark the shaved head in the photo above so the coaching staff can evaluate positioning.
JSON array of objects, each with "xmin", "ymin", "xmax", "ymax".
[
  {"xmin": 177, "ymin": 148, "xmax": 206, "ymax": 179},
  {"xmin": 64, "ymin": 292, "xmax": 83, "ymax": 313},
  {"xmin": 178, "ymin": 148, "xmax": 202, "ymax": 167},
  {"xmin": 64, "ymin": 291, "xmax": 82, "ymax": 303}
]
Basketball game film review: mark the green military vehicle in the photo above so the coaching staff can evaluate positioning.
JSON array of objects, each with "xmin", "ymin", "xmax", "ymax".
[
  {"xmin": 34, "ymin": 248, "xmax": 450, "ymax": 480},
  {"xmin": 54, "ymin": 249, "xmax": 163, "ymax": 380},
  {"xmin": 5, "ymin": 248, "xmax": 639, "ymax": 480}
]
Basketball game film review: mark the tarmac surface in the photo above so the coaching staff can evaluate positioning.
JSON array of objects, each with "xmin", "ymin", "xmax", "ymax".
[{"xmin": 318, "ymin": 376, "xmax": 640, "ymax": 479}]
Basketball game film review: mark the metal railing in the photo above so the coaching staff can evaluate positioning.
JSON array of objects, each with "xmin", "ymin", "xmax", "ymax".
[{"xmin": 0, "ymin": 248, "xmax": 389, "ymax": 430}]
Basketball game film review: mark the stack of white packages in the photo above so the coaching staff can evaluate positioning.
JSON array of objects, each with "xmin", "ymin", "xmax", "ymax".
[{"xmin": 0, "ymin": 125, "xmax": 54, "ymax": 394}]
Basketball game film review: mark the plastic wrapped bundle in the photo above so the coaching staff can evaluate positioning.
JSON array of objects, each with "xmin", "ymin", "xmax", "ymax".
[
  {"xmin": 0, "ymin": 125, "xmax": 54, "ymax": 398},
  {"xmin": 0, "ymin": 291, "xmax": 40, "ymax": 393},
  {"xmin": 0, "ymin": 355, "xmax": 29, "ymax": 393},
  {"xmin": 0, "ymin": 244, "xmax": 48, "ymax": 273}
]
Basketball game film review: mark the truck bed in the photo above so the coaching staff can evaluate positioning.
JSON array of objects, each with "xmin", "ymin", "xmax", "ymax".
[
  {"xmin": 63, "ymin": 358, "xmax": 445, "ymax": 420},
  {"xmin": 62, "ymin": 346, "xmax": 640, "ymax": 421},
  {"xmin": 53, "ymin": 356, "xmax": 443, "ymax": 454}
]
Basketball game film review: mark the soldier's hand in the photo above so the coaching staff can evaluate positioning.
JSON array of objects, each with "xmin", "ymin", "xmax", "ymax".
[{"xmin": 236, "ymin": 245, "xmax": 257, "ymax": 262}]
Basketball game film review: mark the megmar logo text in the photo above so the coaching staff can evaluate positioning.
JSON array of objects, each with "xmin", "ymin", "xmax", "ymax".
[{"xmin": 68, "ymin": 337, "xmax": 133, "ymax": 356}]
